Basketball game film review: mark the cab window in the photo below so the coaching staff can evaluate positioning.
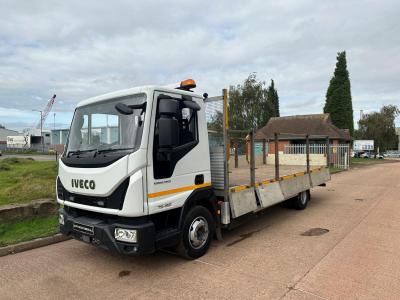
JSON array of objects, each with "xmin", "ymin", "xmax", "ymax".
[{"xmin": 153, "ymin": 95, "xmax": 199, "ymax": 179}]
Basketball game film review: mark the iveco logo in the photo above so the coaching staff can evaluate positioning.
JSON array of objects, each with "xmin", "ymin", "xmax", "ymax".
[{"xmin": 71, "ymin": 179, "xmax": 96, "ymax": 190}]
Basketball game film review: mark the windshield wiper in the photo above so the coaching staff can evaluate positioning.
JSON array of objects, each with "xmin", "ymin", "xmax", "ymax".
[
  {"xmin": 67, "ymin": 149, "xmax": 97, "ymax": 157},
  {"xmin": 95, "ymin": 148, "xmax": 134, "ymax": 156}
]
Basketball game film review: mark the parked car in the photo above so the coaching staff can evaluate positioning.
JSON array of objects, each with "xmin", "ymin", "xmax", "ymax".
[
  {"xmin": 383, "ymin": 150, "xmax": 400, "ymax": 158},
  {"xmin": 354, "ymin": 151, "xmax": 365, "ymax": 158}
]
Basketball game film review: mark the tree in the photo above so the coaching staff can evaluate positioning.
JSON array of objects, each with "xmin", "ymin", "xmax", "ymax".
[
  {"xmin": 206, "ymin": 74, "xmax": 281, "ymax": 133},
  {"xmin": 228, "ymin": 73, "xmax": 268, "ymax": 130},
  {"xmin": 266, "ymin": 79, "xmax": 280, "ymax": 118},
  {"xmin": 355, "ymin": 105, "xmax": 399, "ymax": 152},
  {"xmin": 324, "ymin": 51, "xmax": 354, "ymax": 134},
  {"xmin": 227, "ymin": 73, "xmax": 280, "ymax": 131},
  {"xmin": 207, "ymin": 111, "xmax": 223, "ymax": 132}
]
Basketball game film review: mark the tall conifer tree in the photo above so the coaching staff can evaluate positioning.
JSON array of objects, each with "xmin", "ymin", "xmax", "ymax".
[
  {"xmin": 324, "ymin": 51, "xmax": 354, "ymax": 134},
  {"xmin": 267, "ymin": 79, "xmax": 280, "ymax": 118}
]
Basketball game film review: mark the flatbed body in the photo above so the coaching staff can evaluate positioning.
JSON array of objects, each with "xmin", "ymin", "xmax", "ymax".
[{"xmin": 229, "ymin": 164, "xmax": 312, "ymax": 187}]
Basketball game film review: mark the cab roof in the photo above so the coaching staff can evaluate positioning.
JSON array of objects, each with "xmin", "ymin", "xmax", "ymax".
[{"xmin": 76, "ymin": 85, "xmax": 202, "ymax": 108}]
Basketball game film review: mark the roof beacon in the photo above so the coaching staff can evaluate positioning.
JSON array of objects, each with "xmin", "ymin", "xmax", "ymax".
[{"xmin": 177, "ymin": 79, "xmax": 196, "ymax": 91}]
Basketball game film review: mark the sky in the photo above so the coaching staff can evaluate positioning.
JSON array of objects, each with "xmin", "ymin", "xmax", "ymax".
[{"xmin": 0, "ymin": 0, "xmax": 399, "ymax": 131}]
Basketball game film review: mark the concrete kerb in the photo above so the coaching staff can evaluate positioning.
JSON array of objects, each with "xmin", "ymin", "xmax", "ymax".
[
  {"xmin": 0, "ymin": 199, "xmax": 58, "ymax": 223},
  {"xmin": 0, "ymin": 233, "xmax": 71, "ymax": 257},
  {"xmin": 0, "ymin": 199, "xmax": 65, "ymax": 257}
]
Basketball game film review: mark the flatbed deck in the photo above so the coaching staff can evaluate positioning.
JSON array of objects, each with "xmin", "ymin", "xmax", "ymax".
[
  {"xmin": 228, "ymin": 164, "xmax": 319, "ymax": 187},
  {"xmin": 226, "ymin": 164, "xmax": 330, "ymax": 219}
]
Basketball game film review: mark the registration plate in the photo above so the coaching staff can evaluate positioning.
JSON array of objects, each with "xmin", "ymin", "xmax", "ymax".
[{"xmin": 73, "ymin": 222, "xmax": 94, "ymax": 236}]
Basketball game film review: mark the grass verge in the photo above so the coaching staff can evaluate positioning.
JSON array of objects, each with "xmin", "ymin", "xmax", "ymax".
[
  {"xmin": 0, "ymin": 216, "xmax": 59, "ymax": 247},
  {"xmin": 350, "ymin": 157, "xmax": 398, "ymax": 168},
  {"xmin": 351, "ymin": 157, "xmax": 384, "ymax": 164},
  {"xmin": 0, "ymin": 158, "xmax": 57, "ymax": 206},
  {"xmin": 329, "ymin": 167, "xmax": 343, "ymax": 174}
]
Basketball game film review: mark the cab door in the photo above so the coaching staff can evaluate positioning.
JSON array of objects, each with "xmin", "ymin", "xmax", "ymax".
[{"xmin": 146, "ymin": 90, "xmax": 211, "ymax": 214}]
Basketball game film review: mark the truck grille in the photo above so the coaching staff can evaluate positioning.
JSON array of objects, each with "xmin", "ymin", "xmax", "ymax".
[{"xmin": 57, "ymin": 177, "xmax": 130, "ymax": 210}]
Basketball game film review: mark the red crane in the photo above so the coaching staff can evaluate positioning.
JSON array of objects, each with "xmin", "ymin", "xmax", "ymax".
[{"xmin": 36, "ymin": 94, "xmax": 56, "ymax": 129}]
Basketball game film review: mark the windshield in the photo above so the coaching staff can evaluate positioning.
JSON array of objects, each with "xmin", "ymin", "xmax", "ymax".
[{"xmin": 66, "ymin": 93, "xmax": 146, "ymax": 156}]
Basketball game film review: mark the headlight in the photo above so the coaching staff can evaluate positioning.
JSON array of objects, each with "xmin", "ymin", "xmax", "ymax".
[
  {"xmin": 59, "ymin": 214, "xmax": 65, "ymax": 225},
  {"xmin": 114, "ymin": 228, "xmax": 137, "ymax": 243}
]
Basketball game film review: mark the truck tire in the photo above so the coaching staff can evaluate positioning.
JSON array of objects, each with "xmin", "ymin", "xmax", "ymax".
[
  {"xmin": 291, "ymin": 190, "xmax": 310, "ymax": 210},
  {"xmin": 176, "ymin": 205, "xmax": 215, "ymax": 259}
]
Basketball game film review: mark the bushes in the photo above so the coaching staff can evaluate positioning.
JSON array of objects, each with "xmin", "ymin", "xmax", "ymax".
[
  {"xmin": 0, "ymin": 163, "xmax": 10, "ymax": 171},
  {"xmin": 0, "ymin": 158, "xmax": 35, "ymax": 172},
  {"xmin": 0, "ymin": 159, "xmax": 57, "ymax": 206}
]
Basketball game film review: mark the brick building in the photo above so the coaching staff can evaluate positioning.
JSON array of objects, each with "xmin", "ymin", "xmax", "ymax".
[{"xmin": 254, "ymin": 114, "xmax": 352, "ymax": 154}]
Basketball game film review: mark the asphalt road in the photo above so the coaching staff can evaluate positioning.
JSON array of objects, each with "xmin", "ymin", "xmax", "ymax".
[{"xmin": 1, "ymin": 162, "xmax": 400, "ymax": 299}]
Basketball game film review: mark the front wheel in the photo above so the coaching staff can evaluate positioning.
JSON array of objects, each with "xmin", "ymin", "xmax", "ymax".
[{"xmin": 176, "ymin": 206, "xmax": 215, "ymax": 259}]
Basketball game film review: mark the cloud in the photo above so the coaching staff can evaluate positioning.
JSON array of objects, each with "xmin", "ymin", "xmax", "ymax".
[
  {"xmin": 0, "ymin": 107, "xmax": 31, "ymax": 118},
  {"xmin": 0, "ymin": 0, "xmax": 399, "ymax": 129}
]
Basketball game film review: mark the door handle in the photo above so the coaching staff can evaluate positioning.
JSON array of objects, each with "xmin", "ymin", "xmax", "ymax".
[{"xmin": 195, "ymin": 174, "xmax": 204, "ymax": 185}]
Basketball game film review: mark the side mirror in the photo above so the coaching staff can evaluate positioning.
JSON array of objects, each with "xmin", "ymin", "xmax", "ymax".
[
  {"xmin": 115, "ymin": 103, "xmax": 133, "ymax": 115},
  {"xmin": 183, "ymin": 100, "xmax": 200, "ymax": 111},
  {"xmin": 157, "ymin": 117, "xmax": 179, "ymax": 149}
]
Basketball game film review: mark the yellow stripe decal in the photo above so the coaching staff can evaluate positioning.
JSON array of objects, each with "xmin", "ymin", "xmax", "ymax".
[
  {"xmin": 148, "ymin": 182, "xmax": 212, "ymax": 199},
  {"xmin": 281, "ymin": 174, "xmax": 295, "ymax": 180},
  {"xmin": 294, "ymin": 171, "xmax": 306, "ymax": 177},
  {"xmin": 230, "ymin": 185, "xmax": 250, "ymax": 193},
  {"xmin": 257, "ymin": 179, "xmax": 274, "ymax": 186},
  {"xmin": 229, "ymin": 166, "xmax": 328, "ymax": 193}
]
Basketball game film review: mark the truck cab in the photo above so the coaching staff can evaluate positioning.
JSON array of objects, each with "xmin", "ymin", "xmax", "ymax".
[{"xmin": 58, "ymin": 80, "xmax": 217, "ymax": 259}]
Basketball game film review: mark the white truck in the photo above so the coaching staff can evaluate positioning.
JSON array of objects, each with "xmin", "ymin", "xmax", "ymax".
[{"xmin": 57, "ymin": 79, "xmax": 330, "ymax": 259}]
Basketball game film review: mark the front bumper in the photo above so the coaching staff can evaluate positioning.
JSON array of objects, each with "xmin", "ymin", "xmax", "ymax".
[{"xmin": 59, "ymin": 208, "xmax": 155, "ymax": 254}]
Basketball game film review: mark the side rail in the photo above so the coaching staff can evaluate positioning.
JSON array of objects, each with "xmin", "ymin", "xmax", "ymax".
[
  {"xmin": 227, "ymin": 132, "xmax": 331, "ymax": 220},
  {"xmin": 205, "ymin": 89, "xmax": 334, "ymax": 225}
]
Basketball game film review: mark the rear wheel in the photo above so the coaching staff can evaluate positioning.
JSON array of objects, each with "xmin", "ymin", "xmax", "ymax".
[
  {"xmin": 176, "ymin": 206, "xmax": 215, "ymax": 259},
  {"xmin": 291, "ymin": 190, "xmax": 310, "ymax": 210}
]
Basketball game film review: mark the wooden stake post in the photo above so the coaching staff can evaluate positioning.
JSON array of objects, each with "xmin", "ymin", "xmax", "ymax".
[{"xmin": 274, "ymin": 133, "xmax": 279, "ymax": 180}]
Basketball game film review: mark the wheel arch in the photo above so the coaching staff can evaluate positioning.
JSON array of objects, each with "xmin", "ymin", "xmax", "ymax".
[{"xmin": 178, "ymin": 186, "xmax": 217, "ymax": 230}]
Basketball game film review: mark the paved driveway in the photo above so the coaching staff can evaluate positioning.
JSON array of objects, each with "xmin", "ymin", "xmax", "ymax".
[{"xmin": 1, "ymin": 162, "xmax": 399, "ymax": 299}]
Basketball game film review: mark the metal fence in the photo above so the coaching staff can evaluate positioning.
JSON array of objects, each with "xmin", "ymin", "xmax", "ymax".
[
  {"xmin": 0, "ymin": 143, "xmax": 52, "ymax": 153},
  {"xmin": 284, "ymin": 143, "xmax": 350, "ymax": 169},
  {"xmin": 284, "ymin": 144, "xmax": 327, "ymax": 154},
  {"xmin": 329, "ymin": 144, "xmax": 350, "ymax": 169}
]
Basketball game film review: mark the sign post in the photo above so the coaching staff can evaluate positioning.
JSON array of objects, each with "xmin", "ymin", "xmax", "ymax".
[
  {"xmin": 353, "ymin": 140, "xmax": 374, "ymax": 151},
  {"xmin": 7, "ymin": 135, "xmax": 31, "ymax": 149}
]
